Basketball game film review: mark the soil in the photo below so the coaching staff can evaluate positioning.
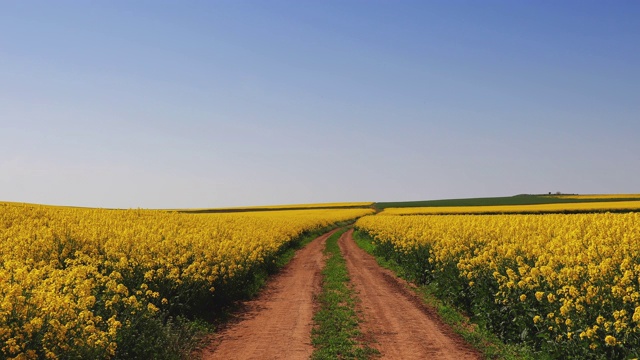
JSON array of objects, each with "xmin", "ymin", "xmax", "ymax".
[
  {"xmin": 339, "ymin": 228, "xmax": 481, "ymax": 360},
  {"xmin": 201, "ymin": 228, "xmax": 481, "ymax": 359},
  {"xmin": 200, "ymin": 229, "xmax": 339, "ymax": 360}
]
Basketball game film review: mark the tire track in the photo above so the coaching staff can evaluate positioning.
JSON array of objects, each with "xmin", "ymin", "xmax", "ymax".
[
  {"xmin": 201, "ymin": 229, "xmax": 339, "ymax": 360},
  {"xmin": 339, "ymin": 229, "xmax": 480, "ymax": 360}
]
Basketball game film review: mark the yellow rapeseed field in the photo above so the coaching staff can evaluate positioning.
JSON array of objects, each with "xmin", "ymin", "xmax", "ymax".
[
  {"xmin": 380, "ymin": 200, "xmax": 640, "ymax": 215},
  {"xmin": 0, "ymin": 203, "xmax": 372, "ymax": 359},
  {"xmin": 171, "ymin": 201, "xmax": 374, "ymax": 212},
  {"xmin": 356, "ymin": 212, "xmax": 640, "ymax": 358}
]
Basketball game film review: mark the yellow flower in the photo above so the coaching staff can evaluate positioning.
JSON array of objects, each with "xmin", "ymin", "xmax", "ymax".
[
  {"xmin": 633, "ymin": 307, "xmax": 640, "ymax": 323},
  {"xmin": 605, "ymin": 335, "xmax": 617, "ymax": 346},
  {"xmin": 147, "ymin": 303, "xmax": 159, "ymax": 313}
]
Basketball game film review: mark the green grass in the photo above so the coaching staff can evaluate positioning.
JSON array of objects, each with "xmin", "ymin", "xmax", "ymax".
[
  {"xmin": 311, "ymin": 228, "xmax": 379, "ymax": 360},
  {"xmin": 114, "ymin": 315, "xmax": 212, "ymax": 360},
  {"xmin": 374, "ymin": 194, "xmax": 640, "ymax": 210},
  {"xmin": 272, "ymin": 220, "xmax": 356, "ymax": 270},
  {"xmin": 351, "ymin": 230, "xmax": 548, "ymax": 360}
]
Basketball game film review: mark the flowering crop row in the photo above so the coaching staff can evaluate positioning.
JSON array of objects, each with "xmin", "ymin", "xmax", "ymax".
[
  {"xmin": 355, "ymin": 213, "xmax": 640, "ymax": 359},
  {"xmin": 0, "ymin": 203, "xmax": 373, "ymax": 359},
  {"xmin": 379, "ymin": 201, "xmax": 640, "ymax": 215},
  {"xmin": 187, "ymin": 202, "xmax": 374, "ymax": 211}
]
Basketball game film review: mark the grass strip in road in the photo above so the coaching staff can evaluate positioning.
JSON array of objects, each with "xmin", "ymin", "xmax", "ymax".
[
  {"xmin": 312, "ymin": 228, "xmax": 379, "ymax": 360},
  {"xmin": 352, "ymin": 230, "xmax": 546, "ymax": 360}
]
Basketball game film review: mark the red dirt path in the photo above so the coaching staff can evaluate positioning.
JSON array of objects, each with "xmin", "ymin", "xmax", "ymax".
[
  {"xmin": 339, "ymin": 228, "xmax": 480, "ymax": 360},
  {"xmin": 200, "ymin": 229, "xmax": 338, "ymax": 360}
]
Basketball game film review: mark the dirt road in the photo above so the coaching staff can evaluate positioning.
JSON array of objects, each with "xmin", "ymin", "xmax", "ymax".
[
  {"xmin": 202, "ymin": 227, "xmax": 480, "ymax": 359},
  {"xmin": 201, "ymin": 229, "xmax": 338, "ymax": 360},
  {"xmin": 339, "ymin": 229, "xmax": 480, "ymax": 360}
]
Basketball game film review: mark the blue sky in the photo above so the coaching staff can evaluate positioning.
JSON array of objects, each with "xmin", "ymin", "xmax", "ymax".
[{"xmin": 1, "ymin": 1, "xmax": 639, "ymax": 208}]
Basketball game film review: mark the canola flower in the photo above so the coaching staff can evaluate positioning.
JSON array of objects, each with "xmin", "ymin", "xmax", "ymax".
[
  {"xmin": 356, "ymin": 212, "xmax": 640, "ymax": 359},
  {"xmin": 0, "ymin": 203, "xmax": 372, "ymax": 359}
]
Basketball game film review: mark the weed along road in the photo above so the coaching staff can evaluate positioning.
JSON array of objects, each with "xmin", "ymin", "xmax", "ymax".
[
  {"xmin": 339, "ymin": 229, "xmax": 480, "ymax": 360},
  {"xmin": 201, "ymin": 229, "xmax": 339, "ymax": 360}
]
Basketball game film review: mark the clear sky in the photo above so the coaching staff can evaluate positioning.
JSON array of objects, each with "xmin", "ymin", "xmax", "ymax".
[{"xmin": 1, "ymin": 1, "xmax": 639, "ymax": 208}]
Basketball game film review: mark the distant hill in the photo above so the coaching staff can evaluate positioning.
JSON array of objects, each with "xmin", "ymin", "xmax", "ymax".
[{"xmin": 374, "ymin": 194, "xmax": 640, "ymax": 210}]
